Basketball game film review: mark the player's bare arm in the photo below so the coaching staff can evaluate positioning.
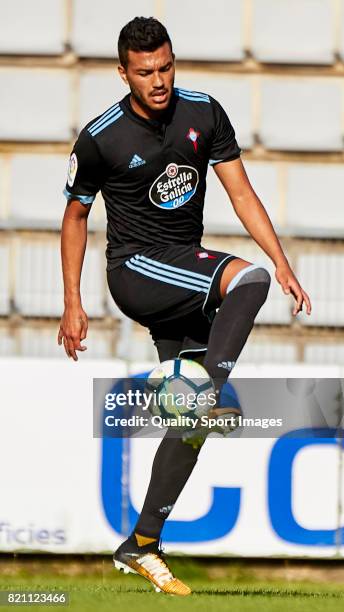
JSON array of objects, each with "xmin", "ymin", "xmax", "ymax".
[
  {"xmin": 214, "ymin": 158, "xmax": 312, "ymax": 316},
  {"xmin": 58, "ymin": 199, "xmax": 90, "ymax": 360}
]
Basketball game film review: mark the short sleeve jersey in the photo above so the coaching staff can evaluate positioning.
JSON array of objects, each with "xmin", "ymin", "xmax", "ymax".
[{"xmin": 64, "ymin": 88, "xmax": 241, "ymax": 270}]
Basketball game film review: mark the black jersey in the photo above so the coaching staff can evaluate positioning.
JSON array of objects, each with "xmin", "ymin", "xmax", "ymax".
[{"xmin": 64, "ymin": 87, "xmax": 241, "ymax": 270}]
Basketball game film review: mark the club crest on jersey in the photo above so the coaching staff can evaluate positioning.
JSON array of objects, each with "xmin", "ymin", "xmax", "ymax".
[
  {"xmin": 67, "ymin": 153, "xmax": 78, "ymax": 187},
  {"xmin": 149, "ymin": 163, "xmax": 199, "ymax": 210},
  {"xmin": 187, "ymin": 128, "xmax": 200, "ymax": 152}
]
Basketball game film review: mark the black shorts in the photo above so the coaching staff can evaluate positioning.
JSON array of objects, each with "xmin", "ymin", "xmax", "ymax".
[{"xmin": 107, "ymin": 244, "xmax": 237, "ymax": 360}]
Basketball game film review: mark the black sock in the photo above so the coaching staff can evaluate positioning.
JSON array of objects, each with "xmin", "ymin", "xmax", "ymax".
[
  {"xmin": 133, "ymin": 432, "xmax": 203, "ymax": 540},
  {"xmin": 204, "ymin": 266, "xmax": 271, "ymax": 395}
]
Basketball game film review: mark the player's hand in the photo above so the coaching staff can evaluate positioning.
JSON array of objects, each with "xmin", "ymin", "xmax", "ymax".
[
  {"xmin": 275, "ymin": 263, "xmax": 312, "ymax": 317},
  {"xmin": 58, "ymin": 306, "xmax": 88, "ymax": 361}
]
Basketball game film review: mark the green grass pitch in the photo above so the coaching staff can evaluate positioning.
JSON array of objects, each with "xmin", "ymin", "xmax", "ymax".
[{"xmin": 0, "ymin": 557, "xmax": 343, "ymax": 612}]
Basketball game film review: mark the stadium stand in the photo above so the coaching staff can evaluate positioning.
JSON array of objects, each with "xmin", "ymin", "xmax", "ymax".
[
  {"xmin": 0, "ymin": 328, "xmax": 16, "ymax": 356},
  {"xmin": 0, "ymin": 157, "xmax": 5, "ymax": 221},
  {"xmin": 297, "ymin": 254, "xmax": 344, "ymax": 327},
  {"xmin": 0, "ymin": 69, "xmax": 72, "ymax": 141},
  {"xmin": 0, "ymin": 0, "xmax": 343, "ymax": 363},
  {"xmin": 252, "ymin": 0, "xmax": 334, "ymax": 64},
  {"xmin": 71, "ymin": 0, "xmax": 155, "ymax": 57},
  {"xmin": 340, "ymin": 4, "xmax": 344, "ymax": 61},
  {"xmin": 163, "ymin": 0, "xmax": 244, "ymax": 61},
  {"xmin": 9, "ymin": 155, "xmax": 68, "ymax": 229},
  {"xmin": 304, "ymin": 343, "xmax": 344, "ymax": 365},
  {"xmin": 260, "ymin": 78, "xmax": 343, "ymax": 151},
  {"xmin": 0, "ymin": 0, "xmax": 65, "ymax": 55},
  {"xmin": 0, "ymin": 243, "xmax": 10, "ymax": 315},
  {"xmin": 79, "ymin": 71, "xmax": 128, "ymax": 129},
  {"xmin": 239, "ymin": 340, "xmax": 298, "ymax": 364},
  {"xmin": 0, "ymin": 152, "xmax": 106, "ymax": 231},
  {"xmin": 286, "ymin": 164, "xmax": 344, "ymax": 237},
  {"xmin": 13, "ymin": 240, "xmax": 105, "ymax": 318},
  {"xmin": 19, "ymin": 326, "xmax": 114, "ymax": 359}
]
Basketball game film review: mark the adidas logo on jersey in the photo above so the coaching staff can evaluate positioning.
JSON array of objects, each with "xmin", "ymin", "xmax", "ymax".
[
  {"xmin": 217, "ymin": 361, "xmax": 236, "ymax": 371},
  {"xmin": 129, "ymin": 154, "xmax": 146, "ymax": 169}
]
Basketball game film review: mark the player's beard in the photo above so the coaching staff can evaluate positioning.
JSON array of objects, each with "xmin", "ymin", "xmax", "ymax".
[{"xmin": 129, "ymin": 78, "xmax": 174, "ymax": 117}]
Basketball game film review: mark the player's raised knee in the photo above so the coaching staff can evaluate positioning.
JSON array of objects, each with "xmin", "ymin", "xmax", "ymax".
[
  {"xmin": 248, "ymin": 266, "xmax": 271, "ymax": 302},
  {"xmin": 226, "ymin": 264, "xmax": 271, "ymax": 295},
  {"xmin": 250, "ymin": 266, "xmax": 271, "ymax": 287}
]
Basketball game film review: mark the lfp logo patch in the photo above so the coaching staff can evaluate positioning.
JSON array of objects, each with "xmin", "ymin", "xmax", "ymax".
[
  {"xmin": 149, "ymin": 163, "xmax": 199, "ymax": 210},
  {"xmin": 67, "ymin": 153, "xmax": 78, "ymax": 187}
]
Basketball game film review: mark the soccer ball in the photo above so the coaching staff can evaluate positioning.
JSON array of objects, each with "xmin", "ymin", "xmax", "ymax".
[{"xmin": 145, "ymin": 359, "xmax": 215, "ymax": 424}]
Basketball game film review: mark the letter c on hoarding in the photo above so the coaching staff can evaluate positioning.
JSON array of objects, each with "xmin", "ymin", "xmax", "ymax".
[
  {"xmin": 101, "ymin": 437, "xmax": 240, "ymax": 542},
  {"xmin": 268, "ymin": 428, "xmax": 344, "ymax": 545}
]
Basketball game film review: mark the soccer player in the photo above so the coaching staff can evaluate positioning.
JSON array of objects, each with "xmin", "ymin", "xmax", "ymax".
[{"xmin": 58, "ymin": 17, "xmax": 311, "ymax": 596}]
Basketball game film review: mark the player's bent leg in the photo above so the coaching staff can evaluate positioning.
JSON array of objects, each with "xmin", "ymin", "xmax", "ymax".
[
  {"xmin": 190, "ymin": 260, "xmax": 269, "ymax": 440},
  {"xmin": 219, "ymin": 257, "xmax": 253, "ymax": 298},
  {"xmin": 203, "ymin": 260, "xmax": 271, "ymax": 398}
]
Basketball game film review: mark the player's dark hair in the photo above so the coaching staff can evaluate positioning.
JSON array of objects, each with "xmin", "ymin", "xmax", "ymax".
[{"xmin": 118, "ymin": 17, "xmax": 173, "ymax": 68}]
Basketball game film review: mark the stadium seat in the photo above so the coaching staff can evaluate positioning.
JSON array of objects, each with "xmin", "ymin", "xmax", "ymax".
[
  {"xmin": 175, "ymin": 72, "xmax": 254, "ymax": 149},
  {"xmin": 71, "ymin": 0, "xmax": 155, "ymax": 57},
  {"xmin": 79, "ymin": 71, "xmax": 128, "ymax": 129},
  {"xmin": 304, "ymin": 343, "xmax": 344, "ymax": 364},
  {"xmin": 0, "ymin": 0, "xmax": 64, "ymax": 55},
  {"xmin": 286, "ymin": 164, "xmax": 344, "ymax": 237},
  {"xmin": 121, "ymin": 323, "xmax": 158, "ymax": 362},
  {"xmin": 204, "ymin": 161, "xmax": 279, "ymax": 234},
  {"xmin": 6, "ymin": 154, "xmax": 106, "ymax": 231},
  {"xmin": 297, "ymin": 254, "xmax": 344, "ymax": 326},
  {"xmin": 252, "ymin": 0, "xmax": 334, "ymax": 65},
  {"xmin": 0, "ymin": 243, "xmax": 10, "ymax": 315},
  {"xmin": 0, "ymin": 69, "xmax": 72, "ymax": 141},
  {"xmin": 259, "ymin": 78, "xmax": 342, "ymax": 151},
  {"xmin": 9, "ymin": 155, "xmax": 68, "ymax": 229},
  {"xmin": 240, "ymin": 340, "xmax": 298, "ymax": 364},
  {"xmin": 19, "ymin": 326, "xmax": 114, "ymax": 359},
  {"xmin": 340, "ymin": 3, "xmax": 344, "ymax": 61},
  {"xmin": 164, "ymin": 0, "xmax": 244, "ymax": 61},
  {"xmin": 14, "ymin": 240, "xmax": 105, "ymax": 317},
  {"xmin": 0, "ymin": 157, "xmax": 5, "ymax": 222},
  {"xmin": 0, "ymin": 328, "xmax": 15, "ymax": 356}
]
